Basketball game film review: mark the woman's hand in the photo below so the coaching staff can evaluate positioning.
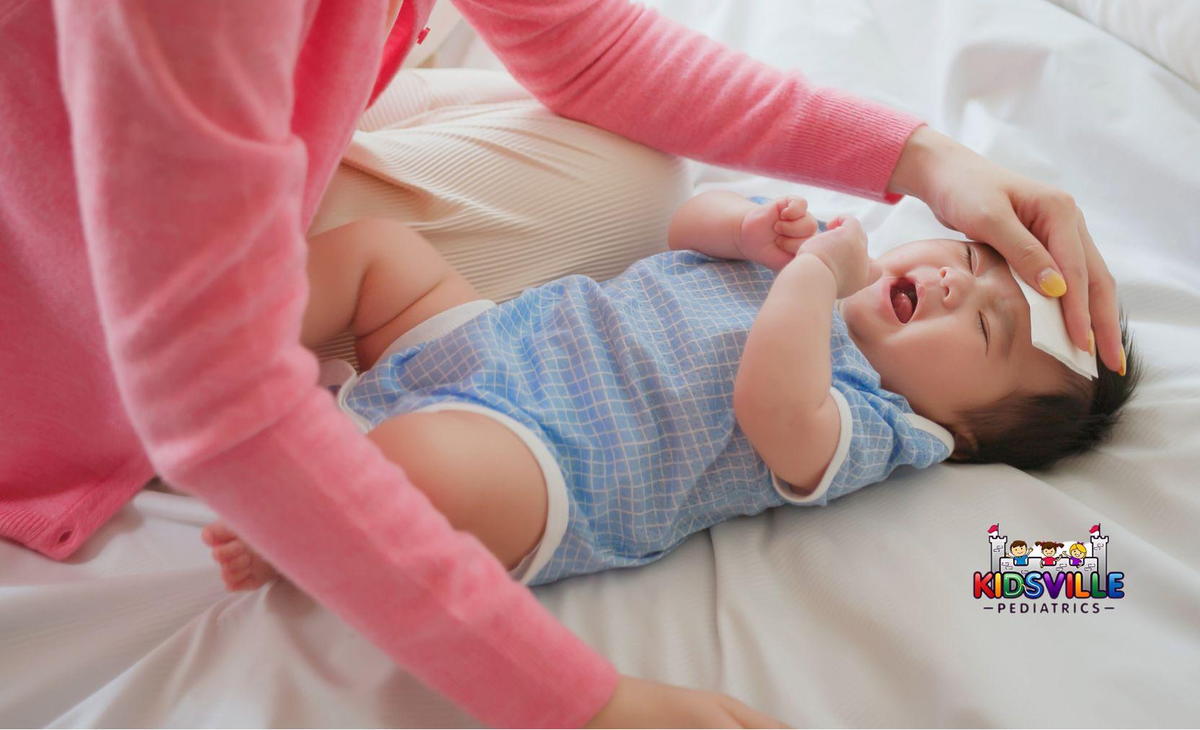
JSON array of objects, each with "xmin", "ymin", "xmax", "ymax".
[
  {"xmin": 585, "ymin": 675, "xmax": 788, "ymax": 729},
  {"xmin": 889, "ymin": 126, "xmax": 1125, "ymax": 375}
]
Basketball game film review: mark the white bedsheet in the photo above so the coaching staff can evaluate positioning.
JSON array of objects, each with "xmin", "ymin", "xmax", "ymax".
[{"xmin": 3, "ymin": 1, "xmax": 1198, "ymax": 726}]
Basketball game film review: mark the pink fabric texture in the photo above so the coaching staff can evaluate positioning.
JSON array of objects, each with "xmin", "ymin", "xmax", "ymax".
[{"xmin": 0, "ymin": 0, "xmax": 921, "ymax": 725}]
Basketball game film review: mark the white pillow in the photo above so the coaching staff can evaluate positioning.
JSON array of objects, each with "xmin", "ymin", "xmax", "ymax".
[{"xmin": 1046, "ymin": 0, "xmax": 1200, "ymax": 89}]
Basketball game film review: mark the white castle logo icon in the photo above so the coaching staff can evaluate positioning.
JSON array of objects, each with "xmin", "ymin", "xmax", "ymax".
[{"xmin": 987, "ymin": 523, "xmax": 1109, "ymax": 584}]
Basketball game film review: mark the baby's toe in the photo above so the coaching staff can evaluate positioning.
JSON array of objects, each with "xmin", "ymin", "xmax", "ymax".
[
  {"xmin": 221, "ymin": 551, "xmax": 253, "ymax": 572},
  {"xmin": 225, "ymin": 563, "xmax": 276, "ymax": 592},
  {"xmin": 201, "ymin": 522, "xmax": 238, "ymax": 547},
  {"xmin": 211, "ymin": 540, "xmax": 248, "ymax": 563},
  {"xmin": 221, "ymin": 562, "xmax": 268, "ymax": 591}
]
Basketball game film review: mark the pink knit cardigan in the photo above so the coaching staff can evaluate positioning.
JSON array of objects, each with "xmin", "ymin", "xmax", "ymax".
[{"xmin": 0, "ymin": 0, "xmax": 920, "ymax": 725}]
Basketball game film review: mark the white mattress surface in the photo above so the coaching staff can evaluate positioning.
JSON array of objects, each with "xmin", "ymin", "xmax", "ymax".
[{"xmin": 3, "ymin": 1, "xmax": 1198, "ymax": 726}]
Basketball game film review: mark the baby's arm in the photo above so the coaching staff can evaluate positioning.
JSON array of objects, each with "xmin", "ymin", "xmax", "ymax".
[
  {"xmin": 668, "ymin": 191, "xmax": 819, "ymax": 270},
  {"xmin": 735, "ymin": 255, "xmax": 841, "ymax": 494},
  {"xmin": 734, "ymin": 219, "xmax": 878, "ymax": 495}
]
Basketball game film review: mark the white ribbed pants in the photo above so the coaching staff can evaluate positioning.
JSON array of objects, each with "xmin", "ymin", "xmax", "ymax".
[{"xmin": 311, "ymin": 69, "xmax": 693, "ymax": 363}]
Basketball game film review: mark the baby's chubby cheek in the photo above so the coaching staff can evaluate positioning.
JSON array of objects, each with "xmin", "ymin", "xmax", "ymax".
[
  {"xmin": 840, "ymin": 298, "xmax": 978, "ymax": 422},
  {"xmin": 891, "ymin": 334, "xmax": 979, "ymax": 392}
]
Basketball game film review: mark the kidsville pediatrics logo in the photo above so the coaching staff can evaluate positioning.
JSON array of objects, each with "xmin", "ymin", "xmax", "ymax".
[{"xmin": 974, "ymin": 523, "xmax": 1125, "ymax": 615}]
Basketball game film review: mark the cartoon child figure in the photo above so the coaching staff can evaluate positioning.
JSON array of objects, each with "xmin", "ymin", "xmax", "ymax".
[
  {"xmin": 1067, "ymin": 542, "xmax": 1087, "ymax": 567},
  {"xmin": 1035, "ymin": 541, "xmax": 1064, "ymax": 566},
  {"xmin": 1009, "ymin": 540, "xmax": 1032, "ymax": 566}
]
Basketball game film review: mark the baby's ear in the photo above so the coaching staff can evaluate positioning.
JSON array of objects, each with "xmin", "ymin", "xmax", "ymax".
[{"xmin": 949, "ymin": 426, "xmax": 978, "ymax": 462}]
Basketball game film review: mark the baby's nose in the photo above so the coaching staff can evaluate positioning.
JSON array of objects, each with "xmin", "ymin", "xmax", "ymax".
[
  {"xmin": 938, "ymin": 266, "xmax": 972, "ymax": 299},
  {"xmin": 937, "ymin": 266, "xmax": 955, "ymax": 300},
  {"xmin": 931, "ymin": 266, "xmax": 969, "ymax": 309}
]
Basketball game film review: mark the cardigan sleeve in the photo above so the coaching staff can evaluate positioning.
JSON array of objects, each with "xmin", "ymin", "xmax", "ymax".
[
  {"xmin": 453, "ymin": 0, "xmax": 924, "ymax": 202},
  {"xmin": 50, "ymin": 2, "xmax": 616, "ymax": 726}
]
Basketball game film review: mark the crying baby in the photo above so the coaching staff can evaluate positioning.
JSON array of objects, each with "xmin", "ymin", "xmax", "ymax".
[
  {"xmin": 837, "ymin": 233, "xmax": 1134, "ymax": 467},
  {"xmin": 204, "ymin": 191, "xmax": 1139, "ymax": 590}
]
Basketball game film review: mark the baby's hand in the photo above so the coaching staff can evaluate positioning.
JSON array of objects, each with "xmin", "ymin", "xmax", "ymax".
[
  {"xmin": 738, "ymin": 196, "xmax": 820, "ymax": 271},
  {"xmin": 785, "ymin": 217, "xmax": 881, "ymax": 299}
]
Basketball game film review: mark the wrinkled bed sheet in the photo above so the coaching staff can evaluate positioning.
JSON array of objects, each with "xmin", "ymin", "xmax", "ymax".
[{"xmin": 2, "ymin": 0, "xmax": 1198, "ymax": 726}]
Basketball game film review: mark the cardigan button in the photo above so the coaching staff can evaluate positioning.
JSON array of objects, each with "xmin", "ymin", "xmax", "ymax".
[
  {"xmin": 58, "ymin": 529, "xmax": 73, "ymax": 544},
  {"xmin": 417, "ymin": 26, "xmax": 431, "ymax": 44}
]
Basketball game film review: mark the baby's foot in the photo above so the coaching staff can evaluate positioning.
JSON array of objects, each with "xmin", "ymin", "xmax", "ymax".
[{"xmin": 201, "ymin": 522, "xmax": 280, "ymax": 591}]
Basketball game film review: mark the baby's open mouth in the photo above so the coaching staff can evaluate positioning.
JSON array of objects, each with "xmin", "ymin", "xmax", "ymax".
[{"xmin": 890, "ymin": 278, "xmax": 918, "ymax": 323}]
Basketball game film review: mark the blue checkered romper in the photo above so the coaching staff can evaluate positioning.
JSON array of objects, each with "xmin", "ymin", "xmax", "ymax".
[{"xmin": 340, "ymin": 251, "xmax": 952, "ymax": 586}]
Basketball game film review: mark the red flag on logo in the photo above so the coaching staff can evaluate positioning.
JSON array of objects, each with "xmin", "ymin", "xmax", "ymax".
[
  {"xmin": 988, "ymin": 524, "xmax": 999, "ymax": 534},
  {"xmin": 1090, "ymin": 524, "xmax": 1100, "ymax": 534}
]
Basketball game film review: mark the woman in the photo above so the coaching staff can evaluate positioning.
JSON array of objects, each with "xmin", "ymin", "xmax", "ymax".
[{"xmin": 0, "ymin": 0, "xmax": 1123, "ymax": 726}]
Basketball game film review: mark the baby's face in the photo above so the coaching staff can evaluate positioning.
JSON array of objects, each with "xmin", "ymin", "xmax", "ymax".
[{"xmin": 838, "ymin": 238, "xmax": 1067, "ymax": 455}]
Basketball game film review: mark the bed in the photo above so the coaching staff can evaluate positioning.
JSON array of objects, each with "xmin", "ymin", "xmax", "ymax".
[{"xmin": 3, "ymin": 0, "xmax": 1198, "ymax": 726}]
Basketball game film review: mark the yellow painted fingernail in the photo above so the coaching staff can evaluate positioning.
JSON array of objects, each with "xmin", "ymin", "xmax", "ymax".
[
  {"xmin": 1038, "ymin": 269, "xmax": 1067, "ymax": 297},
  {"xmin": 1087, "ymin": 329, "xmax": 1095, "ymax": 355},
  {"xmin": 1119, "ymin": 349, "xmax": 1127, "ymax": 377}
]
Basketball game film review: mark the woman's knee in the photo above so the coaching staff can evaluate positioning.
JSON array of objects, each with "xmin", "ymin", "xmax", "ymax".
[
  {"xmin": 313, "ymin": 96, "xmax": 696, "ymax": 297},
  {"xmin": 543, "ymin": 114, "xmax": 693, "ymax": 226}
]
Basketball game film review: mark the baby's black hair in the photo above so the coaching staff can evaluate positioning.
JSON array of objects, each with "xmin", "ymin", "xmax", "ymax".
[{"xmin": 952, "ymin": 311, "xmax": 1141, "ymax": 470}]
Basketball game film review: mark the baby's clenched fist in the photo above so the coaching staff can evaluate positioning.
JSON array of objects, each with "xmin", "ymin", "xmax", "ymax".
[{"xmin": 738, "ymin": 196, "xmax": 821, "ymax": 271}]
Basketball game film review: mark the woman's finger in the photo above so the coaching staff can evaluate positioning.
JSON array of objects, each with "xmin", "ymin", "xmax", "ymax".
[
  {"xmin": 1043, "ymin": 209, "xmax": 1092, "ymax": 355},
  {"xmin": 1021, "ymin": 192, "xmax": 1099, "ymax": 356},
  {"xmin": 970, "ymin": 206, "xmax": 1065, "ymax": 303},
  {"xmin": 1079, "ymin": 220, "xmax": 1125, "ymax": 374}
]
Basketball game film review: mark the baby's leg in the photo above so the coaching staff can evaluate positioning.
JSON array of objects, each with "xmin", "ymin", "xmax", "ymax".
[
  {"xmin": 366, "ymin": 410, "xmax": 548, "ymax": 570},
  {"xmin": 205, "ymin": 220, "xmax": 501, "ymax": 589},
  {"xmin": 203, "ymin": 409, "xmax": 547, "ymax": 590},
  {"xmin": 301, "ymin": 218, "xmax": 481, "ymax": 369}
]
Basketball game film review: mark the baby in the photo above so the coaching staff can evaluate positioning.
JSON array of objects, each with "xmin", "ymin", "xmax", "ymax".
[{"xmin": 203, "ymin": 192, "xmax": 1138, "ymax": 589}]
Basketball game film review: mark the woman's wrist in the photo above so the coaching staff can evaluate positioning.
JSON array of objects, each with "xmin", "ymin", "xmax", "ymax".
[{"xmin": 887, "ymin": 124, "xmax": 953, "ymax": 200}]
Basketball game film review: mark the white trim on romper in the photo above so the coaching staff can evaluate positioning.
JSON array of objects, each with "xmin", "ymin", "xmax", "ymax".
[
  {"xmin": 904, "ymin": 412, "xmax": 956, "ymax": 453},
  {"xmin": 331, "ymin": 299, "xmax": 567, "ymax": 585},
  {"xmin": 771, "ymin": 386, "xmax": 955, "ymax": 506},
  {"xmin": 332, "ymin": 300, "xmax": 499, "ymax": 431}
]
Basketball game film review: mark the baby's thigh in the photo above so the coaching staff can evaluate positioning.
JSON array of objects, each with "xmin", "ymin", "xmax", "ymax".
[{"xmin": 367, "ymin": 409, "xmax": 547, "ymax": 571}]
